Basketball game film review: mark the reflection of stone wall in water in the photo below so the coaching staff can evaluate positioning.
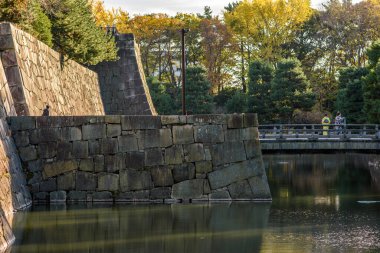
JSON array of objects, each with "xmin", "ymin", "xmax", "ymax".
[
  {"xmin": 92, "ymin": 33, "xmax": 157, "ymax": 115},
  {"xmin": 9, "ymin": 114, "xmax": 271, "ymax": 202},
  {"xmin": 12, "ymin": 203, "xmax": 270, "ymax": 253},
  {"xmin": 0, "ymin": 23, "xmax": 104, "ymax": 116}
]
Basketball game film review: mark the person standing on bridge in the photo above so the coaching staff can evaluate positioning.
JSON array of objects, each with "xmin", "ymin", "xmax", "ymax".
[
  {"xmin": 321, "ymin": 114, "xmax": 331, "ymax": 136},
  {"xmin": 334, "ymin": 111, "xmax": 344, "ymax": 134}
]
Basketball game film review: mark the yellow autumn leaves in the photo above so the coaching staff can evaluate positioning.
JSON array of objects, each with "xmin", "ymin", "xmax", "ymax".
[{"xmin": 224, "ymin": 0, "xmax": 312, "ymax": 62}]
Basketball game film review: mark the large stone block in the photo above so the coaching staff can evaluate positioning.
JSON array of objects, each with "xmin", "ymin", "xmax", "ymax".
[
  {"xmin": 89, "ymin": 140, "xmax": 101, "ymax": 155},
  {"xmin": 19, "ymin": 146, "xmax": 37, "ymax": 161},
  {"xmin": 161, "ymin": 115, "xmax": 180, "ymax": 125},
  {"xmin": 172, "ymin": 163, "xmax": 195, "ymax": 183},
  {"xmin": 120, "ymin": 169, "xmax": 152, "ymax": 191},
  {"xmin": 195, "ymin": 161, "xmax": 212, "ymax": 174},
  {"xmin": 94, "ymin": 155, "xmax": 105, "ymax": 172},
  {"xmin": 116, "ymin": 190, "xmax": 150, "ymax": 201},
  {"xmin": 40, "ymin": 178, "xmax": 57, "ymax": 192},
  {"xmin": 207, "ymin": 159, "xmax": 264, "ymax": 190},
  {"xmin": 121, "ymin": 116, "xmax": 161, "ymax": 130},
  {"xmin": 98, "ymin": 173, "xmax": 119, "ymax": 192},
  {"xmin": 13, "ymin": 131, "xmax": 29, "ymax": 147},
  {"xmin": 183, "ymin": 143, "xmax": 205, "ymax": 162},
  {"xmin": 57, "ymin": 172, "xmax": 75, "ymax": 190},
  {"xmin": 37, "ymin": 142, "xmax": 57, "ymax": 159},
  {"xmin": 79, "ymin": 158, "xmax": 94, "ymax": 172},
  {"xmin": 225, "ymin": 129, "xmax": 242, "ymax": 142},
  {"xmin": 125, "ymin": 152, "xmax": 144, "ymax": 169},
  {"xmin": 172, "ymin": 125, "xmax": 194, "ymax": 144},
  {"xmin": 209, "ymin": 190, "xmax": 231, "ymax": 201},
  {"xmin": 100, "ymin": 138, "xmax": 118, "ymax": 154},
  {"xmin": 151, "ymin": 167, "xmax": 173, "ymax": 187},
  {"xmin": 82, "ymin": 124, "xmax": 106, "ymax": 140},
  {"xmin": 248, "ymin": 176, "xmax": 271, "ymax": 199},
  {"xmin": 194, "ymin": 125, "xmax": 224, "ymax": 143},
  {"xmin": 150, "ymin": 187, "xmax": 171, "ymax": 200},
  {"xmin": 72, "ymin": 141, "xmax": 89, "ymax": 159},
  {"xmin": 227, "ymin": 114, "xmax": 244, "ymax": 129},
  {"xmin": 171, "ymin": 179, "xmax": 207, "ymax": 199},
  {"xmin": 56, "ymin": 142, "xmax": 72, "ymax": 160},
  {"xmin": 93, "ymin": 191, "xmax": 113, "ymax": 202},
  {"xmin": 210, "ymin": 141, "xmax": 246, "ymax": 166},
  {"xmin": 244, "ymin": 140, "xmax": 261, "ymax": 159},
  {"xmin": 43, "ymin": 160, "xmax": 78, "ymax": 179},
  {"xmin": 138, "ymin": 129, "xmax": 172, "ymax": 148},
  {"xmin": 31, "ymin": 128, "xmax": 61, "ymax": 143},
  {"xmin": 118, "ymin": 134, "xmax": 138, "ymax": 152},
  {"xmin": 145, "ymin": 148, "xmax": 164, "ymax": 166},
  {"xmin": 107, "ymin": 124, "xmax": 121, "ymax": 137},
  {"xmin": 164, "ymin": 145, "xmax": 183, "ymax": 165},
  {"xmin": 9, "ymin": 117, "xmax": 35, "ymax": 131},
  {"xmin": 75, "ymin": 171, "xmax": 97, "ymax": 191},
  {"xmin": 241, "ymin": 127, "xmax": 259, "ymax": 141},
  {"xmin": 61, "ymin": 127, "xmax": 82, "ymax": 141},
  {"xmin": 105, "ymin": 153, "xmax": 125, "ymax": 172},
  {"xmin": 227, "ymin": 180, "xmax": 254, "ymax": 199},
  {"xmin": 191, "ymin": 115, "xmax": 226, "ymax": 125}
]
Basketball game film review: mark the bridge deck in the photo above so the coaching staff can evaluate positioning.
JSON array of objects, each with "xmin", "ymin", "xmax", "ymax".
[{"xmin": 259, "ymin": 124, "xmax": 380, "ymax": 151}]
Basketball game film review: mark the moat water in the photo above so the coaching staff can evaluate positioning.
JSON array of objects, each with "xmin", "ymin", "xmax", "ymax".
[{"xmin": 9, "ymin": 153, "xmax": 380, "ymax": 253}]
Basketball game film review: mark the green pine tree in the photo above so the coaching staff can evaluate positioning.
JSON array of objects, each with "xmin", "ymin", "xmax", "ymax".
[
  {"xmin": 271, "ymin": 58, "xmax": 315, "ymax": 123},
  {"xmin": 335, "ymin": 67, "xmax": 368, "ymax": 123},
  {"xmin": 226, "ymin": 92, "xmax": 248, "ymax": 113},
  {"xmin": 47, "ymin": 0, "xmax": 117, "ymax": 65},
  {"xmin": 247, "ymin": 60, "xmax": 274, "ymax": 123},
  {"xmin": 185, "ymin": 67, "xmax": 214, "ymax": 114}
]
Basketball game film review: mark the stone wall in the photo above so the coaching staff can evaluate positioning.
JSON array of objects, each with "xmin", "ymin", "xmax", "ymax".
[
  {"xmin": 8, "ymin": 114, "xmax": 271, "ymax": 202},
  {"xmin": 93, "ymin": 34, "xmax": 157, "ymax": 115},
  {"xmin": 0, "ymin": 22, "xmax": 104, "ymax": 116},
  {"xmin": 0, "ymin": 59, "xmax": 31, "ymax": 251}
]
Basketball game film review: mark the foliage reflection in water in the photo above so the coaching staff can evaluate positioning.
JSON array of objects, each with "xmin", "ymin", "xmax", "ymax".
[{"xmin": 9, "ymin": 153, "xmax": 380, "ymax": 253}]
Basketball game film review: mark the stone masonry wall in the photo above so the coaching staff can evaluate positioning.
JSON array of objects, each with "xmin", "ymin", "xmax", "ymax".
[
  {"xmin": 93, "ymin": 34, "xmax": 157, "ymax": 115},
  {"xmin": 0, "ymin": 22, "xmax": 104, "ymax": 116},
  {"xmin": 8, "ymin": 114, "xmax": 271, "ymax": 203},
  {"xmin": 0, "ymin": 59, "xmax": 31, "ymax": 251}
]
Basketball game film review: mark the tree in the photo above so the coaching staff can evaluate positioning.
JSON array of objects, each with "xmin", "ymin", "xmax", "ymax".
[
  {"xmin": 0, "ymin": 0, "xmax": 52, "ymax": 46},
  {"xmin": 271, "ymin": 58, "xmax": 315, "ymax": 122},
  {"xmin": 247, "ymin": 60, "xmax": 274, "ymax": 122},
  {"xmin": 92, "ymin": 0, "xmax": 131, "ymax": 33},
  {"xmin": 46, "ymin": 0, "xmax": 117, "ymax": 65},
  {"xmin": 226, "ymin": 92, "xmax": 248, "ymax": 113},
  {"xmin": 363, "ymin": 41, "xmax": 380, "ymax": 123},
  {"xmin": 200, "ymin": 17, "xmax": 235, "ymax": 93},
  {"xmin": 335, "ymin": 67, "xmax": 368, "ymax": 123},
  {"xmin": 147, "ymin": 77, "xmax": 179, "ymax": 115},
  {"xmin": 185, "ymin": 67, "xmax": 214, "ymax": 114}
]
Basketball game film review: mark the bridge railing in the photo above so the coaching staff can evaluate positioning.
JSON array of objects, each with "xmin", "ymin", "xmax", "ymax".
[{"xmin": 259, "ymin": 124, "xmax": 380, "ymax": 141}]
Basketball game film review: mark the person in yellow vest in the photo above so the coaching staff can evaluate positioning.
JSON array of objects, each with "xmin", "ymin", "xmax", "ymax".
[{"xmin": 321, "ymin": 113, "xmax": 331, "ymax": 136}]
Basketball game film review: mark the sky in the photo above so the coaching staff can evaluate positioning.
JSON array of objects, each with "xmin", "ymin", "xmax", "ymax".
[{"xmin": 102, "ymin": 0, "xmax": 332, "ymax": 16}]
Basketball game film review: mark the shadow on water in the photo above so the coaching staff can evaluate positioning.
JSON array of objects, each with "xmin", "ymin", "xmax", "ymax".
[{"xmin": 10, "ymin": 203, "xmax": 271, "ymax": 253}]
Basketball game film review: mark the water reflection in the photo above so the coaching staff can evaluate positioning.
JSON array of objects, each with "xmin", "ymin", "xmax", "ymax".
[
  {"xmin": 10, "ymin": 203, "xmax": 271, "ymax": 253},
  {"xmin": 264, "ymin": 153, "xmax": 380, "ymax": 199},
  {"xmin": 8, "ymin": 153, "xmax": 380, "ymax": 253}
]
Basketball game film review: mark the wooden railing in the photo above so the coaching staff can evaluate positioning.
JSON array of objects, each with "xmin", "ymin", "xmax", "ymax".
[{"xmin": 259, "ymin": 124, "xmax": 380, "ymax": 141}]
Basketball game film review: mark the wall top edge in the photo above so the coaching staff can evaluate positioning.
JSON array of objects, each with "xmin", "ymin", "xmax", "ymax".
[{"xmin": 6, "ymin": 114, "xmax": 259, "ymax": 129}]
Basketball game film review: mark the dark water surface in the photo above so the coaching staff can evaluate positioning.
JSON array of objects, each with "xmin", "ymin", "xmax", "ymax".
[{"xmin": 10, "ymin": 153, "xmax": 380, "ymax": 253}]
